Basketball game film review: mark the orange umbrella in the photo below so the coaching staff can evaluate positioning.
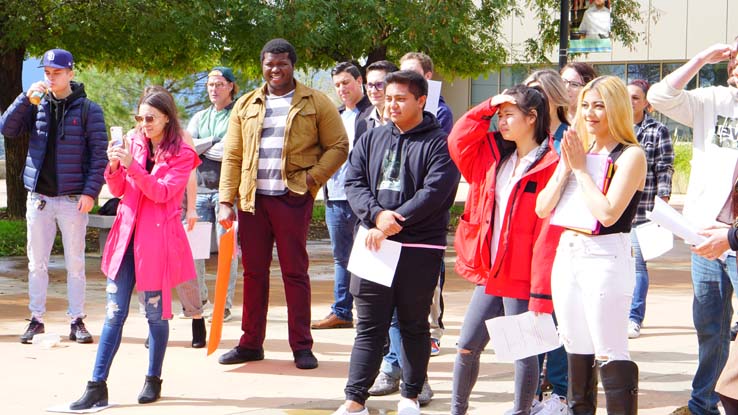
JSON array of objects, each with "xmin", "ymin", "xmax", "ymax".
[{"xmin": 207, "ymin": 226, "xmax": 236, "ymax": 356}]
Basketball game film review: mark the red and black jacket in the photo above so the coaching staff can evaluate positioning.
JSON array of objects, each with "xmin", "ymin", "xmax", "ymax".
[{"xmin": 448, "ymin": 100, "xmax": 563, "ymax": 313}]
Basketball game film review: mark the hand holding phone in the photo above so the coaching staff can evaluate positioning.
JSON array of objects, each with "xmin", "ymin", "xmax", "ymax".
[{"xmin": 110, "ymin": 126, "xmax": 124, "ymax": 148}]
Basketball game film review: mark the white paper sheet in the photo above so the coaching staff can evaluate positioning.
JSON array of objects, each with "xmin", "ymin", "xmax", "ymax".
[
  {"xmin": 551, "ymin": 153, "xmax": 611, "ymax": 232},
  {"xmin": 347, "ymin": 226, "xmax": 402, "ymax": 287},
  {"xmin": 425, "ymin": 80, "xmax": 442, "ymax": 116},
  {"xmin": 485, "ymin": 312, "xmax": 561, "ymax": 362},
  {"xmin": 634, "ymin": 221, "xmax": 674, "ymax": 261},
  {"xmin": 46, "ymin": 403, "xmax": 117, "ymax": 413},
  {"xmin": 646, "ymin": 197, "xmax": 706, "ymax": 246},
  {"xmin": 185, "ymin": 221, "xmax": 212, "ymax": 260}
]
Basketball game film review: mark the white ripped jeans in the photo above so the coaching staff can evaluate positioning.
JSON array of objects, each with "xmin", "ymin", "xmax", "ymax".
[
  {"xmin": 26, "ymin": 192, "xmax": 88, "ymax": 321},
  {"xmin": 551, "ymin": 231, "xmax": 635, "ymax": 361}
]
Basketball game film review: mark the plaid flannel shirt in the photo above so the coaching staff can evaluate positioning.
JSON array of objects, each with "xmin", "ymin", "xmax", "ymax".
[{"xmin": 633, "ymin": 113, "xmax": 674, "ymax": 225}]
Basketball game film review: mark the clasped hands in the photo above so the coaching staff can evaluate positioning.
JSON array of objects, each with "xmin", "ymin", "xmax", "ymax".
[{"xmin": 365, "ymin": 210, "xmax": 405, "ymax": 251}]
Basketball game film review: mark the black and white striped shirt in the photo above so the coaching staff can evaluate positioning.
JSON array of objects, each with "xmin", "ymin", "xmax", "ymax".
[{"xmin": 256, "ymin": 90, "xmax": 294, "ymax": 195}]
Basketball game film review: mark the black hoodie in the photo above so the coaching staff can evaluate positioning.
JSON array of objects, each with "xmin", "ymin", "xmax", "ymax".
[
  {"xmin": 345, "ymin": 111, "xmax": 461, "ymax": 246},
  {"xmin": 35, "ymin": 82, "xmax": 87, "ymax": 196}
]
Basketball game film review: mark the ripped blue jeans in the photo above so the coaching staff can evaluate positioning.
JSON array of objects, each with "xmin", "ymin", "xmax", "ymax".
[{"xmin": 92, "ymin": 240, "xmax": 168, "ymax": 381}]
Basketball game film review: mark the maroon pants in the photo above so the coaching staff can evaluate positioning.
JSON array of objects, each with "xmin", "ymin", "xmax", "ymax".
[{"xmin": 237, "ymin": 192, "xmax": 314, "ymax": 352}]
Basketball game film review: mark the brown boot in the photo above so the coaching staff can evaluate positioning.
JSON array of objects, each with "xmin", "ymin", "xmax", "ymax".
[
  {"xmin": 311, "ymin": 313, "xmax": 353, "ymax": 329},
  {"xmin": 568, "ymin": 354, "xmax": 598, "ymax": 415},
  {"xmin": 601, "ymin": 360, "xmax": 639, "ymax": 415}
]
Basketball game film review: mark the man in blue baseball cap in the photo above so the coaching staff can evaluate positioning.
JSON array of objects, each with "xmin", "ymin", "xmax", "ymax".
[{"xmin": 0, "ymin": 48, "xmax": 108, "ymax": 345}]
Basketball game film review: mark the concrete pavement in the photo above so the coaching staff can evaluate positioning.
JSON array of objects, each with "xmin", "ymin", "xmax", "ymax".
[{"xmin": 0, "ymin": 218, "xmax": 721, "ymax": 415}]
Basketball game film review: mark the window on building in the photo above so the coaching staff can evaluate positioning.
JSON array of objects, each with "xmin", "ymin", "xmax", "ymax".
[
  {"xmin": 593, "ymin": 64, "xmax": 625, "ymax": 81},
  {"xmin": 471, "ymin": 73, "xmax": 499, "ymax": 107},
  {"xmin": 699, "ymin": 62, "xmax": 728, "ymax": 88},
  {"xmin": 500, "ymin": 66, "xmax": 530, "ymax": 92},
  {"xmin": 627, "ymin": 63, "xmax": 661, "ymax": 84},
  {"xmin": 662, "ymin": 62, "xmax": 695, "ymax": 89}
]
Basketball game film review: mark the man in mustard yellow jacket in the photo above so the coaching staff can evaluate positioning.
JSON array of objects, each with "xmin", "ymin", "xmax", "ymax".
[{"xmin": 217, "ymin": 38, "xmax": 348, "ymax": 370}]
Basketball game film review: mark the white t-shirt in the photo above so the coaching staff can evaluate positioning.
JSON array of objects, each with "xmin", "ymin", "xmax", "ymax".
[
  {"xmin": 579, "ymin": 6, "xmax": 611, "ymax": 39},
  {"xmin": 490, "ymin": 146, "xmax": 540, "ymax": 261}
]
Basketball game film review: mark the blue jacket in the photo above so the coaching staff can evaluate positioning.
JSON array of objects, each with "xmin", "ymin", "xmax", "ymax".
[{"xmin": 0, "ymin": 82, "xmax": 108, "ymax": 197}]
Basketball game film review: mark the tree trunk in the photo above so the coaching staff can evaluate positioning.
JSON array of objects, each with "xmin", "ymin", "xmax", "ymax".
[
  {"xmin": 0, "ymin": 47, "xmax": 28, "ymax": 219},
  {"xmin": 363, "ymin": 45, "xmax": 388, "ymax": 72}
]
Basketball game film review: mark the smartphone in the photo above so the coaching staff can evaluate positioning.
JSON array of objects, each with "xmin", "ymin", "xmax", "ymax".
[{"xmin": 110, "ymin": 126, "xmax": 123, "ymax": 148}]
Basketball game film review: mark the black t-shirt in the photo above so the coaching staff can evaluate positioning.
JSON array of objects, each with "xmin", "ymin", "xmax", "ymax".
[{"xmin": 35, "ymin": 105, "xmax": 59, "ymax": 196}]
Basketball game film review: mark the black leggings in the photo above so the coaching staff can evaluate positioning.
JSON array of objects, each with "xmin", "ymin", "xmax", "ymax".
[
  {"xmin": 343, "ymin": 247, "xmax": 443, "ymax": 405},
  {"xmin": 721, "ymin": 394, "xmax": 738, "ymax": 415}
]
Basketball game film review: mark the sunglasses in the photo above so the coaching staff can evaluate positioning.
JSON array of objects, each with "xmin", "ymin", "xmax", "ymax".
[
  {"xmin": 563, "ymin": 79, "xmax": 585, "ymax": 88},
  {"xmin": 366, "ymin": 81, "xmax": 386, "ymax": 91},
  {"xmin": 134, "ymin": 114, "xmax": 159, "ymax": 124}
]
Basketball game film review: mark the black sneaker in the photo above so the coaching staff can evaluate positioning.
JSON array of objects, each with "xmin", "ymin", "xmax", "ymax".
[
  {"xmin": 293, "ymin": 349, "xmax": 318, "ymax": 370},
  {"xmin": 70, "ymin": 318, "xmax": 93, "ymax": 344},
  {"xmin": 20, "ymin": 318, "xmax": 45, "ymax": 344},
  {"xmin": 731, "ymin": 322, "xmax": 738, "ymax": 341},
  {"xmin": 218, "ymin": 347, "xmax": 264, "ymax": 365}
]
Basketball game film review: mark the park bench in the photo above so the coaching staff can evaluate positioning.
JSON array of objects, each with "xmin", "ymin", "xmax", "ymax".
[{"xmin": 87, "ymin": 214, "xmax": 115, "ymax": 254}]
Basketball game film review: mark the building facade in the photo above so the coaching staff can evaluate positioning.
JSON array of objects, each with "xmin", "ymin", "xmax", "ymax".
[{"xmin": 442, "ymin": 0, "xmax": 738, "ymax": 142}]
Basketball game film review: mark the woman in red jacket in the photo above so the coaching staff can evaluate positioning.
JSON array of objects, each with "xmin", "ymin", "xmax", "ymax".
[{"xmin": 448, "ymin": 85, "xmax": 562, "ymax": 415}]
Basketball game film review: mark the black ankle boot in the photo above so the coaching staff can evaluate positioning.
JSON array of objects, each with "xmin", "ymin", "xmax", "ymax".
[
  {"xmin": 137, "ymin": 376, "xmax": 162, "ymax": 404},
  {"xmin": 70, "ymin": 380, "xmax": 108, "ymax": 410},
  {"xmin": 568, "ymin": 354, "xmax": 598, "ymax": 415},
  {"xmin": 192, "ymin": 318, "xmax": 206, "ymax": 348},
  {"xmin": 601, "ymin": 360, "xmax": 639, "ymax": 415}
]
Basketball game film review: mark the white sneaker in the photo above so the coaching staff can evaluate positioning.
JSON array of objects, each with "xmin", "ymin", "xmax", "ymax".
[
  {"xmin": 531, "ymin": 399, "xmax": 544, "ymax": 415},
  {"xmin": 330, "ymin": 404, "xmax": 369, "ymax": 415},
  {"xmin": 201, "ymin": 301, "xmax": 214, "ymax": 318},
  {"xmin": 628, "ymin": 320, "xmax": 641, "ymax": 339},
  {"xmin": 539, "ymin": 394, "xmax": 568, "ymax": 415},
  {"xmin": 397, "ymin": 398, "xmax": 421, "ymax": 415},
  {"xmin": 505, "ymin": 399, "xmax": 543, "ymax": 415}
]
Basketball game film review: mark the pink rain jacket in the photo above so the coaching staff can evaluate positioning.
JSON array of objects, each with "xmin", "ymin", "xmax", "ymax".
[{"xmin": 101, "ymin": 133, "xmax": 200, "ymax": 319}]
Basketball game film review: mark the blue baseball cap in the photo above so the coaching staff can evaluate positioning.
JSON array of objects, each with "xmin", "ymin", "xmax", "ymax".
[{"xmin": 39, "ymin": 49, "xmax": 74, "ymax": 69}]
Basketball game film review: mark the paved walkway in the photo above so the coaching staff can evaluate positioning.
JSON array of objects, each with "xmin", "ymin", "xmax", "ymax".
[
  {"xmin": 0, "ymin": 177, "xmax": 724, "ymax": 414},
  {"xmin": 0, "ymin": 221, "xmax": 723, "ymax": 415}
]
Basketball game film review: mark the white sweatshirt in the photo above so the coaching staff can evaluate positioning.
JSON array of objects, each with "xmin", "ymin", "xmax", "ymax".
[{"xmin": 648, "ymin": 78, "xmax": 738, "ymax": 227}]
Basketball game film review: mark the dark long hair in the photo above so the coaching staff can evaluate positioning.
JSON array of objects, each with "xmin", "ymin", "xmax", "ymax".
[
  {"xmin": 503, "ymin": 85, "xmax": 551, "ymax": 145},
  {"xmin": 561, "ymin": 62, "xmax": 598, "ymax": 85},
  {"xmin": 137, "ymin": 88, "xmax": 183, "ymax": 161}
]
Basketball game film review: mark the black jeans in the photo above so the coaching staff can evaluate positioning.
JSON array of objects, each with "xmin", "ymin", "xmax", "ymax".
[{"xmin": 344, "ymin": 247, "xmax": 443, "ymax": 405}]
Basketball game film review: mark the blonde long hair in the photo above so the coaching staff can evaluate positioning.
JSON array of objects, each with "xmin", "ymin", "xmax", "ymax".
[
  {"xmin": 574, "ymin": 75, "xmax": 638, "ymax": 150},
  {"xmin": 525, "ymin": 69, "xmax": 570, "ymax": 125}
]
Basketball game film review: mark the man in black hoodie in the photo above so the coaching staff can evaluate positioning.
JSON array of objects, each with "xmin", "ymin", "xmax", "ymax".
[{"xmin": 331, "ymin": 70, "xmax": 460, "ymax": 415}]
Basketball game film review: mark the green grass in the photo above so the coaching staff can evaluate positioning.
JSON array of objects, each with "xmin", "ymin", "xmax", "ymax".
[
  {"xmin": 0, "ymin": 201, "xmax": 465, "ymax": 256},
  {"xmin": 0, "ymin": 219, "xmax": 64, "ymax": 257},
  {"xmin": 672, "ymin": 142, "xmax": 692, "ymax": 194},
  {"xmin": 311, "ymin": 200, "xmax": 464, "ymax": 230}
]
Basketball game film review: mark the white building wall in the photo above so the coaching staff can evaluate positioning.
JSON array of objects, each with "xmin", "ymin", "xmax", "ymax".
[{"xmin": 443, "ymin": 0, "xmax": 738, "ymax": 116}]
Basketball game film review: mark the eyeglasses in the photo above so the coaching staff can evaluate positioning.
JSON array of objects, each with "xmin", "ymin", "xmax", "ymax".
[
  {"xmin": 134, "ymin": 114, "xmax": 159, "ymax": 124},
  {"xmin": 563, "ymin": 79, "xmax": 585, "ymax": 88},
  {"xmin": 366, "ymin": 81, "xmax": 386, "ymax": 91}
]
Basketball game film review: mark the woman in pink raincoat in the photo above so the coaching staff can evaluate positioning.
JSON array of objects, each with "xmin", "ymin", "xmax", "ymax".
[{"xmin": 70, "ymin": 88, "xmax": 200, "ymax": 409}]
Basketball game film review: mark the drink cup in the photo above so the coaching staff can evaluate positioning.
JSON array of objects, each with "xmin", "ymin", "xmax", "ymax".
[
  {"xmin": 29, "ymin": 90, "xmax": 45, "ymax": 106},
  {"xmin": 31, "ymin": 333, "xmax": 61, "ymax": 349}
]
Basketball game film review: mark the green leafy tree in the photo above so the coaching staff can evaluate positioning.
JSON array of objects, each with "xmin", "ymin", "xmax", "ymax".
[
  {"xmin": 76, "ymin": 66, "xmax": 262, "ymax": 130},
  {"xmin": 222, "ymin": 0, "xmax": 641, "ymax": 77},
  {"xmin": 0, "ymin": 0, "xmax": 222, "ymax": 218},
  {"xmin": 1, "ymin": 0, "xmax": 642, "ymax": 218}
]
